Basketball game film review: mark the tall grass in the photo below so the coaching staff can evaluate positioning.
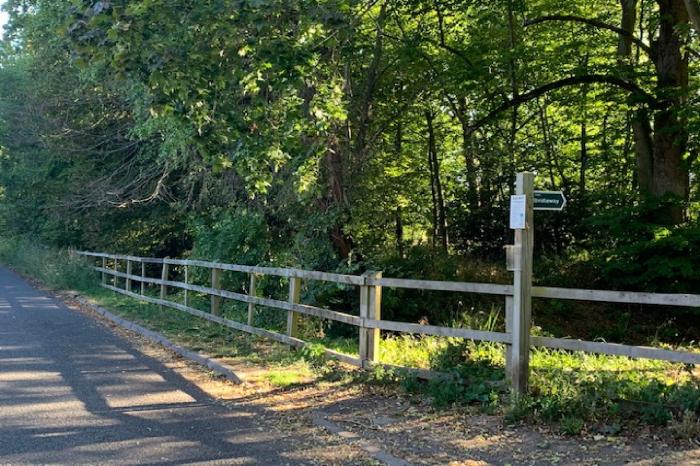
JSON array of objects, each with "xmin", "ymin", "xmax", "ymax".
[
  {"xmin": 375, "ymin": 305, "xmax": 700, "ymax": 434},
  {"xmin": 2, "ymin": 237, "xmax": 698, "ymax": 436},
  {"xmin": 0, "ymin": 236, "xmax": 98, "ymax": 291}
]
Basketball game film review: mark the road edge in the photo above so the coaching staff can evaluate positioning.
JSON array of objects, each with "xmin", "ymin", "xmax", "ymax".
[{"xmin": 74, "ymin": 296, "xmax": 243, "ymax": 384}]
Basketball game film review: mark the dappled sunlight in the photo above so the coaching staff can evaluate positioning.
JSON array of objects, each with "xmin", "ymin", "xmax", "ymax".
[
  {"xmin": 70, "ymin": 437, "xmax": 202, "ymax": 457},
  {"xmin": 0, "ymin": 370, "xmax": 63, "ymax": 382},
  {"xmin": 125, "ymin": 405, "xmax": 256, "ymax": 421},
  {"xmin": 32, "ymin": 430, "xmax": 82, "ymax": 439},
  {"xmin": 0, "ymin": 267, "xmax": 346, "ymax": 465},
  {"xmin": 224, "ymin": 431, "xmax": 287, "ymax": 445},
  {"xmin": 16, "ymin": 296, "xmax": 61, "ymax": 310},
  {"xmin": 281, "ymin": 444, "xmax": 370, "ymax": 465},
  {"xmin": 0, "ymin": 344, "xmax": 42, "ymax": 353},
  {"xmin": 0, "ymin": 356, "xmax": 54, "ymax": 365},
  {"xmin": 72, "ymin": 351, "xmax": 139, "ymax": 363},
  {"xmin": 0, "ymin": 301, "xmax": 11, "ymax": 316},
  {"xmin": 1, "ymin": 400, "xmax": 111, "ymax": 424},
  {"xmin": 101, "ymin": 389, "xmax": 197, "ymax": 409},
  {"xmin": 447, "ymin": 433, "xmax": 505, "ymax": 451}
]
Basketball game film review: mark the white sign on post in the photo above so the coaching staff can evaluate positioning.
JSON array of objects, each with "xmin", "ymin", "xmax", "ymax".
[{"xmin": 510, "ymin": 194, "xmax": 526, "ymax": 229}]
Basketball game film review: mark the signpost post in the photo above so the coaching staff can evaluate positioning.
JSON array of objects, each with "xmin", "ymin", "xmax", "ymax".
[
  {"xmin": 507, "ymin": 177, "xmax": 567, "ymax": 396},
  {"xmin": 508, "ymin": 173, "xmax": 534, "ymax": 396}
]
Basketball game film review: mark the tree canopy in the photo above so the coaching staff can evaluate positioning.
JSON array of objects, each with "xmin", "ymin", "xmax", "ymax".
[{"xmin": 1, "ymin": 0, "xmax": 699, "ymax": 291}]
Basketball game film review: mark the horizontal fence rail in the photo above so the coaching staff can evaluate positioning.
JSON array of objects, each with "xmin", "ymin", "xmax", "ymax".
[
  {"xmin": 75, "ymin": 250, "xmax": 700, "ymax": 393},
  {"xmin": 100, "ymin": 284, "xmax": 362, "ymax": 367},
  {"xmin": 94, "ymin": 267, "xmax": 363, "ymax": 326},
  {"xmin": 366, "ymin": 277, "xmax": 513, "ymax": 295},
  {"xmin": 532, "ymin": 286, "xmax": 700, "ymax": 308}
]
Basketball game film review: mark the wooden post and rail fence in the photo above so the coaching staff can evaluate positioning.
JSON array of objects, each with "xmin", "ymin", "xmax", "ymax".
[{"xmin": 74, "ymin": 174, "xmax": 700, "ymax": 395}]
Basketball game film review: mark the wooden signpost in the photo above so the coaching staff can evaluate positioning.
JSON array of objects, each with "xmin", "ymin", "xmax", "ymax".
[{"xmin": 507, "ymin": 174, "xmax": 566, "ymax": 395}]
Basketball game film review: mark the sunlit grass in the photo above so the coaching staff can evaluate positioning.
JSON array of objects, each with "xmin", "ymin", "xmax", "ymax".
[
  {"xmin": 376, "ymin": 330, "xmax": 700, "ymax": 432},
  {"xmin": 265, "ymin": 367, "xmax": 313, "ymax": 387},
  {"xmin": 2, "ymin": 240, "xmax": 699, "ymax": 435}
]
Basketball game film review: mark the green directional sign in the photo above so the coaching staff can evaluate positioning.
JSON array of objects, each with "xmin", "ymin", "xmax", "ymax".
[{"xmin": 533, "ymin": 191, "xmax": 566, "ymax": 211}]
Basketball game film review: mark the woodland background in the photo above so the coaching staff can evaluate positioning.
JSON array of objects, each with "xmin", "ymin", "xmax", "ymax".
[{"xmin": 1, "ymin": 0, "xmax": 700, "ymax": 342}]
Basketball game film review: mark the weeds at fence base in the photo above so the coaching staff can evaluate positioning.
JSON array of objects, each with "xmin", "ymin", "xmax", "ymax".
[
  {"xmin": 372, "ymin": 335, "xmax": 700, "ymax": 436},
  {"xmin": 1, "ymin": 238, "xmax": 699, "ymax": 439}
]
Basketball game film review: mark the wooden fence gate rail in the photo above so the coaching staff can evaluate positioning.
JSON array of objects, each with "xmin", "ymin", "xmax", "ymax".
[{"xmin": 76, "ymin": 250, "xmax": 700, "ymax": 394}]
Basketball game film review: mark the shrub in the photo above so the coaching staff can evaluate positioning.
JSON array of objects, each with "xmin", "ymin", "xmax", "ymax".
[
  {"xmin": 586, "ymin": 202, "xmax": 700, "ymax": 293},
  {"xmin": 560, "ymin": 416, "xmax": 585, "ymax": 435}
]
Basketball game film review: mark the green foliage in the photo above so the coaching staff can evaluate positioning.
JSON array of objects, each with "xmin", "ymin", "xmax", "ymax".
[
  {"xmin": 426, "ymin": 378, "xmax": 464, "ymax": 408},
  {"xmin": 300, "ymin": 343, "xmax": 327, "ymax": 369},
  {"xmin": 586, "ymin": 203, "xmax": 700, "ymax": 292},
  {"xmin": 265, "ymin": 369, "xmax": 311, "ymax": 388},
  {"xmin": 189, "ymin": 208, "xmax": 270, "ymax": 265},
  {"xmin": 0, "ymin": 236, "xmax": 98, "ymax": 291},
  {"xmin": 504, "ymin": 395, "xmax": 536, "ymax": 424},
  {"xmin": 2, "ymin": 0, "xmax": 700, "ymax": 314},
  {"xmin": 376, "ymin": 330, "xmax": 700, "ymax": 432},
  {"xmin": 3, "ymin": 0, "xmax": 699, "ymax": 272},
  {"xmin": 368, "ymin": 364, "xmax": 402, "ymax": 386},
  {"xmin": 560, "ymin": 416, "xmax": 585, "ymax": 436},
  {"xmin": 1, "ymin": 0, "xmax": 700, "ymax": 439}
]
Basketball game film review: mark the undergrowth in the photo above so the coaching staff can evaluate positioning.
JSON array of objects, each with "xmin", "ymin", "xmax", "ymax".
[
  {"xmin": 2, "ymin": 237, "xmax": 699, "ymax": 437},
  {"xmin": 373, "ymin": 332, "xmax": 700, "ymax": 436},
  {"xmin": 0, "ymin": 236, "xmax": 97, "ymax": 291}
]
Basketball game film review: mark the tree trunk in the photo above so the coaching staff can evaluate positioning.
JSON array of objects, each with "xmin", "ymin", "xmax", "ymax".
[
  {"xmin": 632, "ymin": 111, "xmax": 654, "ymax": 197},
  {"xmin": 579, "ymin": 119, "xmax": 588, "ymax": 198},
  {"xmin": 618, "ymin": 0, "xmax": 638, "ymax": 56},
  {"xmin": 537, "ymin": 102, "xmax": 557, "ymax": 188},
  {"xmin": 354, "ymin": 2, "xmax": 387, "ymax": 163},
  {"xmin": 396, "ymin": 206, "xmax": 404, "ymax": 258},
  {"xmin": 537, "ymin": 100, "xmax": 571, "ymax": 192},
  {"xmin": 684, "ymin": 0, "xmax": 700, "ymax": 38},
  {"xmin": 457, "ymin": 97, "xmax": 479, "ymax": 211},
  {"xmin": 506, "ymin": 0, "xmax": 520, "ymax": 195},
  {"xmin": 650, "ymin": 0, "xmax": 689, "ymax": 223},
  {"xmin": 394, "ymin": 121, "xmax": 404, "ymax": 258},
  {"xmin": 426, "ymin": 119, "xmax": 439, "ymax": 247},
  {"xmin": 426, "ymin": 110, "xmax": 448, "ymax": 252},
  {"xmin": 617, "ymin": 0, "xmax": 654, "ymax": 200},
  {"xmin": 579, "ymin": 54, "xmax": 590, "ymax": 199},
  {"xmin": 320, "ymin": 133, "xmax": 355, "ymax": 259}
]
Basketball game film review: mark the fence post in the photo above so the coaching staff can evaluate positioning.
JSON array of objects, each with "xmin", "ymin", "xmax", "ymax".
[
  {"xmin": 505, "ymin": 295, "xmax": 513, "ymax": 378},
  {"xmin": 160, "ymin": 261, "xmax": 169, "ymax": 309},
  {"xmin": 247, "ymin": 273, "xmax": 257, "ymax": 326},
  {"xmin": 113, "ymin": 258, "xmax": 118, "ymax": 287},
  {"xmin": 184, "ymin": 265, "xmax": 189, "ymax": 308},
  {"xmin": 510, "ymin": 172, "xmax": 534, "ymax": 396},
  {"xmin": 125, "ymin": 260, "xmax": 132, "ymax": 293},
  {"xmin": 140, "ymin": 262, "xmax": 146, "ymax": 295},
  {"xmin": 359, "ymin": 271, "xmax": 383, "ymax": 367},
  {"xmin": 287, "ymin": 276, "xmax": 301, "ymax": 339},
  {"xmin": 211, "ymin": 268, "xmax": 222, "ymax": 316},
  {"xmin": 101, "ymin": 257, "xmax": 107, "ymax": 285}
]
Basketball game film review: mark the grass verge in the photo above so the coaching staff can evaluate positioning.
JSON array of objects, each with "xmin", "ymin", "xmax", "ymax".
[{"xmin": 1, "ymin": 236, "xmax": 698, "ymax": 439}]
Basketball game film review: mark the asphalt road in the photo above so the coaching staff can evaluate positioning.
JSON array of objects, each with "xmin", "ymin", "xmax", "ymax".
[{"xmin": 0, "ymin": 266, "xmax": 306, "ymax": 465}]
